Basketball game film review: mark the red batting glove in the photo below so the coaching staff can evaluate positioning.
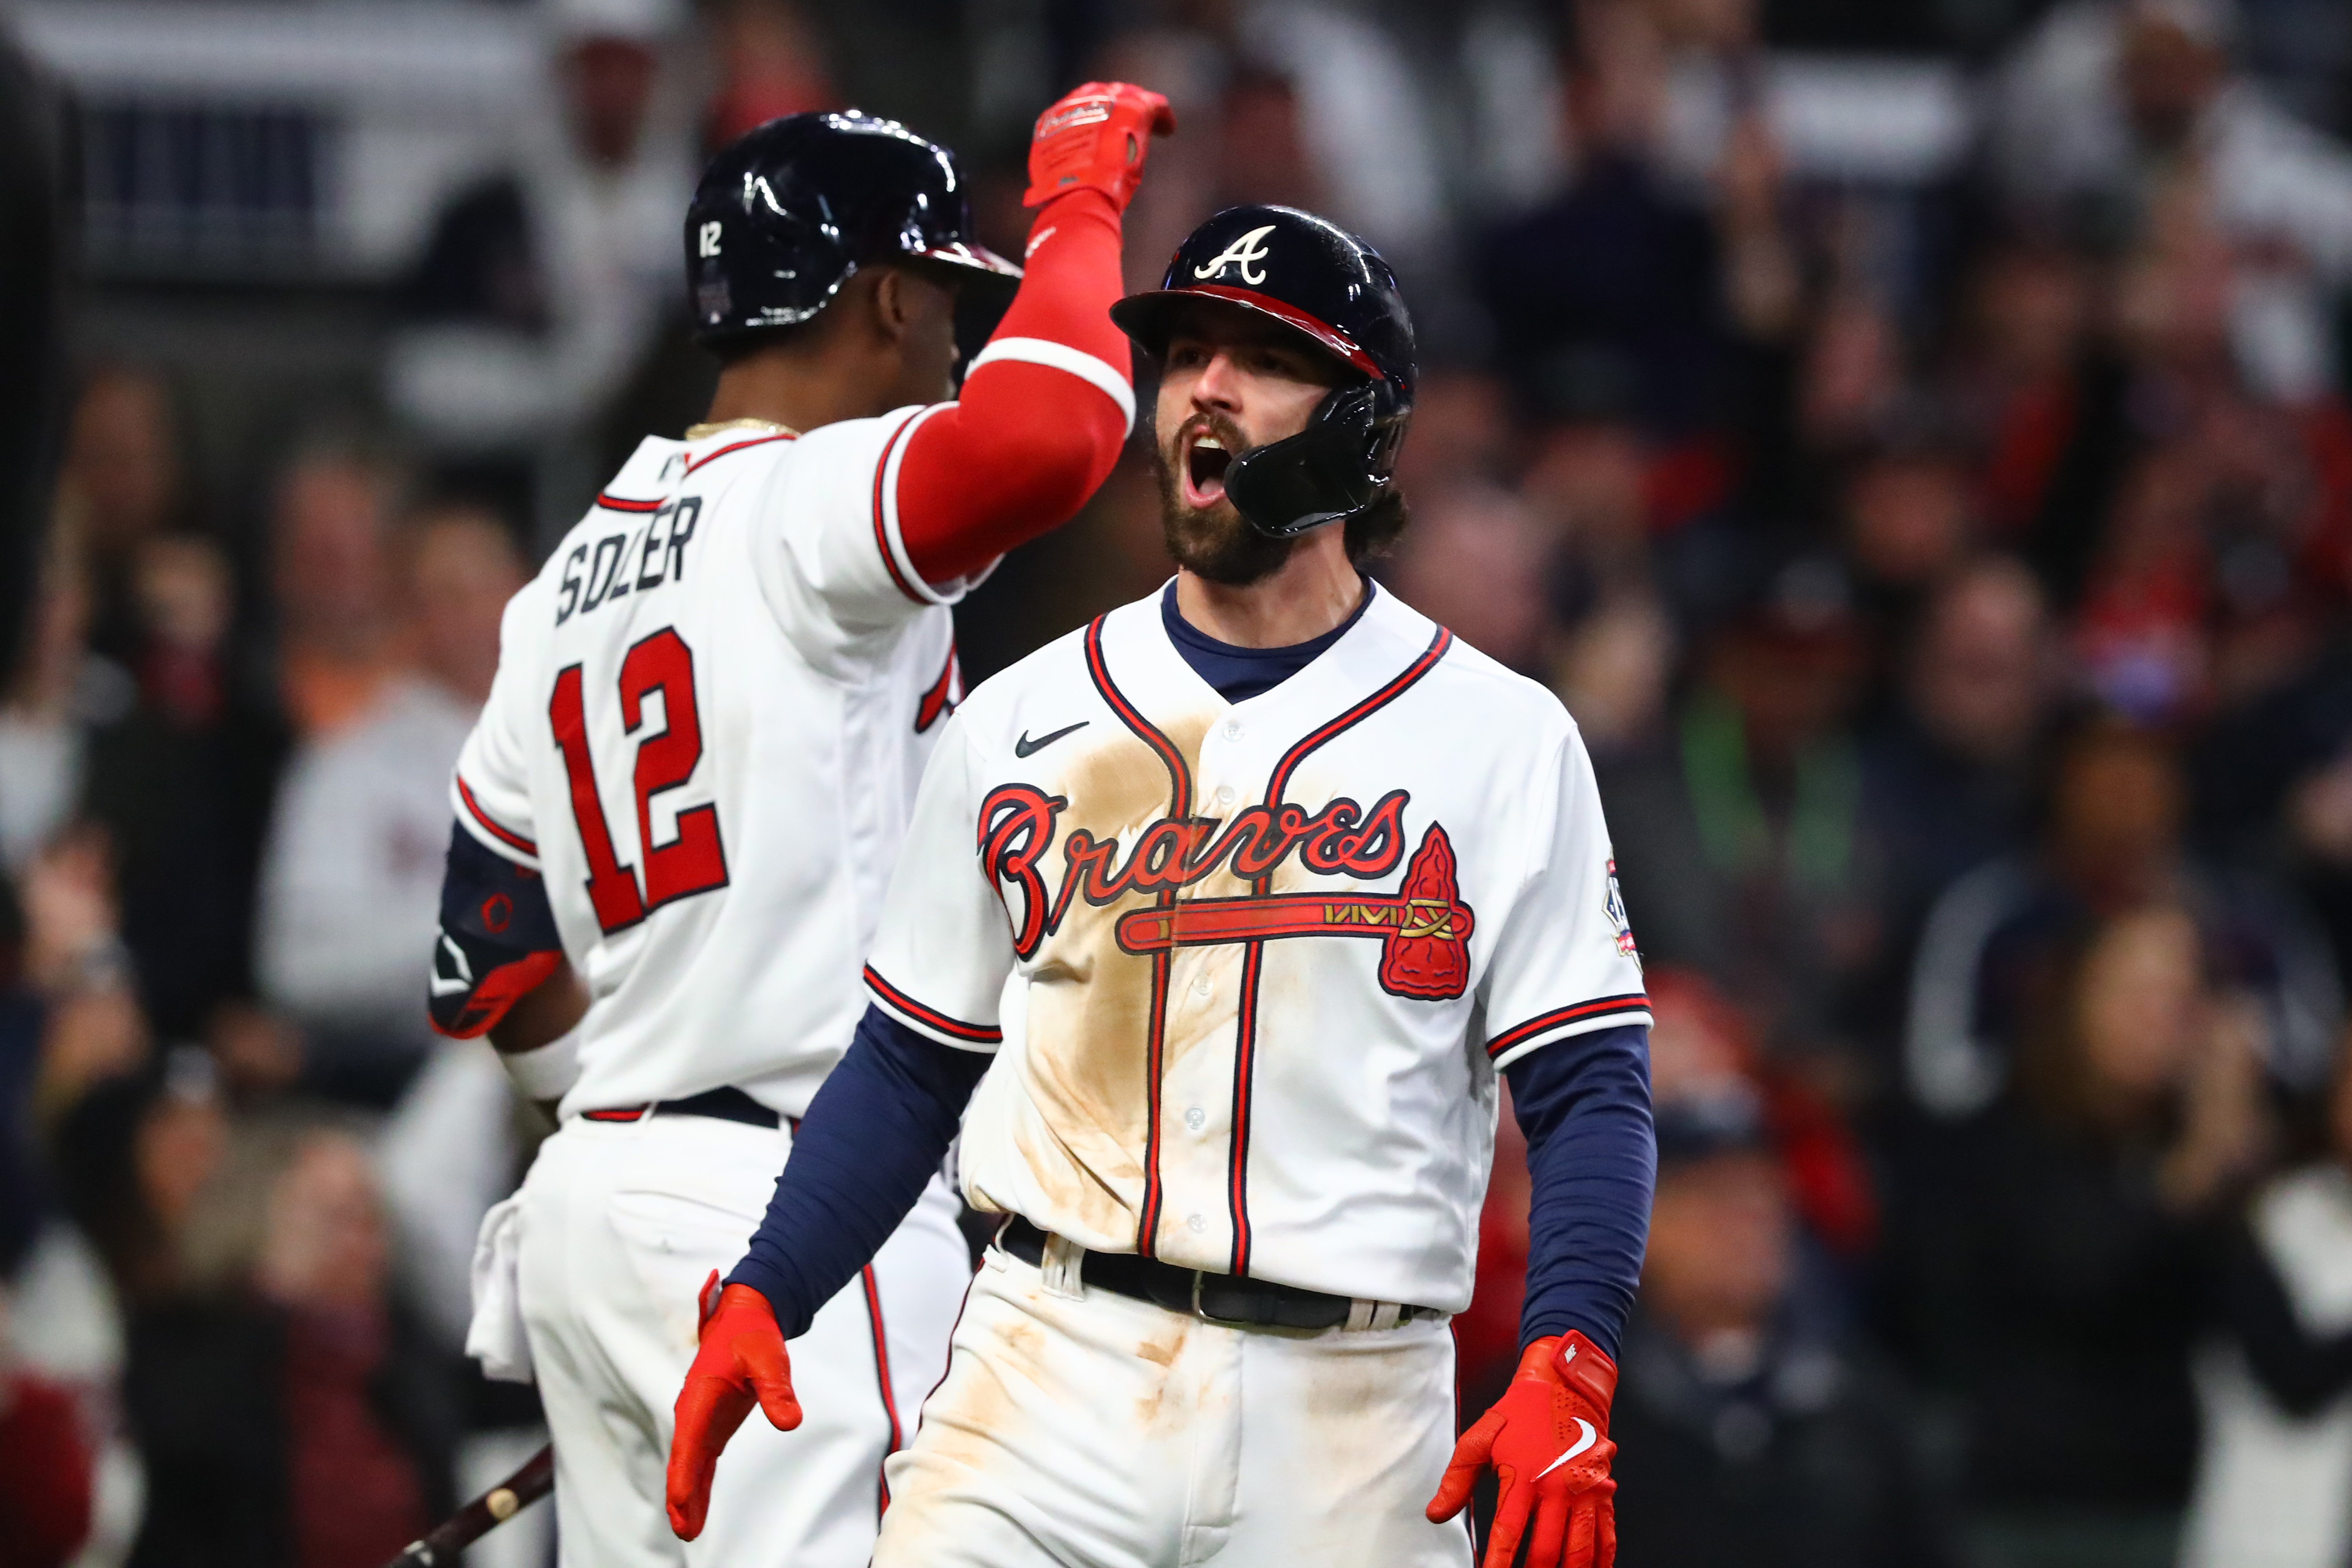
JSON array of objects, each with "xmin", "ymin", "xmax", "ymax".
[
  {"xmin": 666, "ymin": 1275, "xmax": 802, "ymax": 1541},
  {"xmin": 1429, "ymin": 1331, "xmax": 1619, "ymax": 1568},
  {"xmin": 1023, "ymin": 81, "xmax": 1176, "ymax": 211}
]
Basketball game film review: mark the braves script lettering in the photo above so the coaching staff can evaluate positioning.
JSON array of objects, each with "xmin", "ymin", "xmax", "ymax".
[{"xmin": 975, "ymin": 784, "xmax": 1476, "ymax": 999}]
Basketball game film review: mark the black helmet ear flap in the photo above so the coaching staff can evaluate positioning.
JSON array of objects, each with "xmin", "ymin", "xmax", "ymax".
[{"xmin": 1225, "ymin": 380, "xmax": 1410, "ymax": 540}]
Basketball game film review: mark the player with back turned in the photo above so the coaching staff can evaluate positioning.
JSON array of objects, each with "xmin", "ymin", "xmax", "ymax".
[
  {"xmin": 666, "ymin": 205, "xmax": 1657, "ymax": 1568},
  {"xmin": 420, "ymin": 87, "xmax": 1173, "ymax": 1568}
]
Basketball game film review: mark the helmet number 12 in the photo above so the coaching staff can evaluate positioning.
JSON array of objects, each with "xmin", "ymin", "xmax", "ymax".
[{"xmin": 549, "ymin": 627, "xmax": 731, "ymax": 934}]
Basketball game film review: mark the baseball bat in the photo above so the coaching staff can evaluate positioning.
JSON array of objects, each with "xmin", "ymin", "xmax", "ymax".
[{"xmin": 382, "ymin": 1442, "xmax": 554, "ymax": 1568}]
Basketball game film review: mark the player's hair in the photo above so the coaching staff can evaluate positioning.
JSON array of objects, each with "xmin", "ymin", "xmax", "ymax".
[{"xmin": 1344, "ymin": 486, "xmax": 1410, "ymax": 564}]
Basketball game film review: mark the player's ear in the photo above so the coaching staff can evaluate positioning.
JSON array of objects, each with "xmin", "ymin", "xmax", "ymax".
[{"xmin": 869, "ymin": 265, "xmax": 915, "ymax": 347}]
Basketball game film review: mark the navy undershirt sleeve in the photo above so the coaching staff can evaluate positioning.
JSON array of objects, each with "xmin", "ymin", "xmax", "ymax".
[
  {"xmin": 1161, "ymin": 577, "xmax": 1372, "ymax": 703},
  {"xmin": 1504, "ymin": 1022, "xmax": 1655, "ymax": 1358},
  {"xmin": 727, "ymin": 1006, "xmax": 992, "ymax": 1337}
]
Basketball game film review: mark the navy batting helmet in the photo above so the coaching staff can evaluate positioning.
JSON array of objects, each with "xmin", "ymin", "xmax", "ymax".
[
  {"xmin": 1110, "ymin": 205, "xmax": 1415, "ymax": 539},
  {"xmin": 686, "ymin": 112, "xmax": 1019, "ymax": 347}
]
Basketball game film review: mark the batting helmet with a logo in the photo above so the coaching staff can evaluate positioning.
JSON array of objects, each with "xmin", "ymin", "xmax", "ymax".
[{"xmin": 1111, "ymin": 204, "xmax": 1415, "ymax": 538}]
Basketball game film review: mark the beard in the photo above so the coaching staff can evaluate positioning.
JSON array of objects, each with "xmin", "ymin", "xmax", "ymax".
[{"xmin": 1155, "ymin": 413, "xmax": 1294, "ymax": 587}]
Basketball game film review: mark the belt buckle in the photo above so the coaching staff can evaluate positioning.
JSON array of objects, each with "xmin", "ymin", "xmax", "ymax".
[{"xmin": 1189, "ymin": 1271, "xmax": 1254, "ymax": 1328}]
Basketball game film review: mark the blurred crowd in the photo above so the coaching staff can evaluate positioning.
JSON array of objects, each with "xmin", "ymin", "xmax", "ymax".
[{"xmin": 6, "ymin": 0, "xmax": 2352, "ymax": 1565}]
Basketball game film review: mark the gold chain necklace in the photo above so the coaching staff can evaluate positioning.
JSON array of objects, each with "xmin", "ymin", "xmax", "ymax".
[{"xmin": 682, "ymin": 417, "xmax": 799, "ymax": 441}]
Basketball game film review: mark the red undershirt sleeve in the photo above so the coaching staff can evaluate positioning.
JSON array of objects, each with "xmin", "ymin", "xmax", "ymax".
[{"xmin": 895, "ymin": 187, "xmax": 1136, "ymax": 587}]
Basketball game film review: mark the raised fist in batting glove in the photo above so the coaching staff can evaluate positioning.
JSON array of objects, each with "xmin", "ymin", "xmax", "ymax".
[
  {"xmin": 1429, "ymin": 1331, "xmax": 1619, "ymax": 1568},
  {"xmin": 1024, "ymin": 81, "xmax": 1176, "ymax": 211},
  {"xmin": 666, "ymin": 1274, "xmax": 801, "ymax": 1541}
]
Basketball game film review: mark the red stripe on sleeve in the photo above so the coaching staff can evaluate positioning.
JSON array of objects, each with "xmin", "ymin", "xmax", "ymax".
[
  {"xmin": 458, "ymin": 777, "xmax": 538, "ymax": 858},
  {"xmin": 863, "ymin": 964, "xmax": 1001, "ymax": 1044}
]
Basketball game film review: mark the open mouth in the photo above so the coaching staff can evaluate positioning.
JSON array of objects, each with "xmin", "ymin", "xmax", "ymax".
[{"xmin": 1182, "ymin": 429, "xmax": 1234, "ymax": 509}]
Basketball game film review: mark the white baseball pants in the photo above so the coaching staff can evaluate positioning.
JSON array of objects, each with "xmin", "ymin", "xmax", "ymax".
[
  {"xmin": 513, "ymin": 1113, "xmax": 969, "ymax": 1568},
  {"xmin": 872, "ymin": 1241, "xmax": 1477, "ymax": 1567}
]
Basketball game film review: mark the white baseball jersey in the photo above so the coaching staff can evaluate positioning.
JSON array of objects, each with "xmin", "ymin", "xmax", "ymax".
[
  {"xmin": 863, "ymin": 581, "xmax": 1651, "ymax": 1312},
  {"xmin": 450, "ymin": 411, "xmax": 981, "ymax": 1121}
]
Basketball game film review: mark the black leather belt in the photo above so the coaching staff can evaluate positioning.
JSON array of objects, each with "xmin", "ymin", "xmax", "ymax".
[
  {"xmin": 998, "ymin": 1216, "xmax": 1432, "ymax": 1331},
  {"xmin": 581, "ymin": 1086, "xmax": 782, "ymax": 1130}
]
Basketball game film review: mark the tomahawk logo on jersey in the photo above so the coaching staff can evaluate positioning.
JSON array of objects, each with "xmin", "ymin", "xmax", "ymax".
[{"xmin": 861, "ymin": 581, "xmax": 1651, "ymax": 1310}]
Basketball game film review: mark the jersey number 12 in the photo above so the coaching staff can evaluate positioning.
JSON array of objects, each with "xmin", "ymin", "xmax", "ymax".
[{"xmin": 549, "ymin": 627, "xmax": 729, "ymax": 934}]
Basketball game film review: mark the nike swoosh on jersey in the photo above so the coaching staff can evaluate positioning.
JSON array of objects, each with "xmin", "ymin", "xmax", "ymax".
[
  {"xmin": 1014, "ymin": 721, "xmax": 1089, "ymax": 758},
  {"xmin": 1533, "ymin": 1419, "xmax": 1598, "ymax": 1482}
]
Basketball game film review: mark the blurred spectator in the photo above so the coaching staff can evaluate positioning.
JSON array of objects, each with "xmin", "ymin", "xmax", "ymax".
[
  {"xmin": 1840, "ymin": 435, "xmax": 1980, "ymax": 652},
  {"xmin": 0, "ymin": 829, "xmax": 153, "ymax": 1567},
  {"xmin": 2280, "ymin": 718, "xmax": 2352, "ymax": 976},
  {"xmin": 2071, "ymin": 445, "xmax": 2216, "ymax": 723},
  {"xmin": 1647, "ymin": 966, "xmax": 1879, "ymax": 1260},
  {"xmin": 2180, "ymin": 1026, "xmax": 2352, "ymax": 1568},
  {"xmin": 1855, "ymin": 558, "xmax": 2056, "ymax": 1043},
  {"xmin": 1521, "ymin": 409, "xmax": 1655, "ymax": 604},
  {"xmin": 17, "ymin": 836, "xmax": 151, "ymax": 1140},
  {"xmin": 1944, "ymin": 236, "xmax": 2101, "ymax": 544},
  {"xmin": 1906, "ymin": 714, "xmax": 2340, "ymax": 1116},
  {"xmin": 1797, "ymin": 293, "xmax": 1908, "ymax": 462},
  {"xmin": 270, "ymin": 449, "xmax": 403, "ymax": 740},
  {"xmin": 703, "ymin": 0, "xmax": 835, "ymax": 148},
  {"xmin": 1898, "ymin": 902, "xmax": 2266, "ymax": 1566},
  {"xmin": 1992, "ymin": 0, "xmax": 2352, "ymax": 402},
  {"xmin": 0, "ymin": 1281, "xmax": 93, "ymax": 1568},
  {"xmin": 1514, "ymin": 400, "xmax": 1685, "ymax": 753},
  {"xmin": 387, "ymin": 0, "xmax": 696, "ymax": 540},
  {"xmin": 124, "ymin": 1122, "xmax": 457, "ymax": 1568},
  {"xmin": 1209, "ymin": 65, "xmax": 1323, "ymax": 216},
  {"xmin": 1392, "ymin": 369, "xmax": 1515, "ymax": 500},
  {"xmin": 256, "ymin": 504, "xmax": 524, "ymax": 1105},
  {"xmin": 1555, "ymin": 595, "xmax": 1677, "ymax": 756},
  {"xmin": 51, "ymin": 369, "xmax": 186, "ymax": 668},
  {"xmin": 1605, "ymin": 558, "xmax": 1884, "ymax": 1077},
  {"xmin": 1235, "ymin": 5, "xmax": 1446, "ymax": 271},
  {"xmin": 1869, "ymin": 558, "xmax": 2054, "ymax": 890},
  {"xmin": 53, "ymin": 1058, "xmax": 224, "ymax": 1312},
  {"xmin": 1478, "ymin": 0, "xmax": 1732, "ymax": 441},
  {"xmin": 1462, "ymin": 960, "xmax": 1884, "ymax": 1431},
  {"xmin": 0, "ymin": 529, "xmax": 133, "ymax": 870},
  {"xmin": 1385, "ymin": 485, "xmax": 1552, "ymax": 673},
  {"xmin": 81, "ymin": 528, "xmax": 286, "ymax": 1039},
  {"xmin": 1610, "ymin": 1084, "xmax": 1954, "ymax": 1568}
]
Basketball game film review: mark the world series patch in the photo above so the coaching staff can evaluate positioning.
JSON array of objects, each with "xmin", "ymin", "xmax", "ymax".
[{"xmin": 1605, "ymin": 858, "xmax": 1639, "ymax": 960}]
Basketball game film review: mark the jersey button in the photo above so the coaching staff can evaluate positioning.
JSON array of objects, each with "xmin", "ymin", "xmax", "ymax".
[
  {"xmin": 1184, "ymin": 1106, "xmax": 1206, "ymax": 1131},
  {"xmin": 1193, "ymin": 974, "xmax": 1212, "ymax": 998},
  {"xmin": 1213, "ymin": 784, "xmax": 1235, "ymax": 809},
  {"xmin": 1187, "ymin": 1213, "xmax": 1207, "ymax": 1233},
  {"xmin": 1222, "ymin": 719, "xmax": 1242, "ymax": 741}
]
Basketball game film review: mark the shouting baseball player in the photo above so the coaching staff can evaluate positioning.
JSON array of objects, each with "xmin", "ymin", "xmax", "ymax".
[
  {"xmin": 665, "ymin": 204, "xmax": 1656, "ymax": 1568},
  {"xmin": 423, "ymin": 89, "xmax": 1173, "ymax": 1568}
]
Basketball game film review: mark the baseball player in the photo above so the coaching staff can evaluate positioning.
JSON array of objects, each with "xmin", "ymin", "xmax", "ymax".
[
  {"xmin": 666, "ymin": 204, "xmax": 1658, "ymax": 1568},
  {"xmin": 422, "ymin": 88, "xmax": 1174, "ymax": 1568}
]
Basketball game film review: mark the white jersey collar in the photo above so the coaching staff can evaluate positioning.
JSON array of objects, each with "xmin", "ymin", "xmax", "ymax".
[{"xmin": 1102, "ymin": 576, "xmax": 1446, "ymax": 729}]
